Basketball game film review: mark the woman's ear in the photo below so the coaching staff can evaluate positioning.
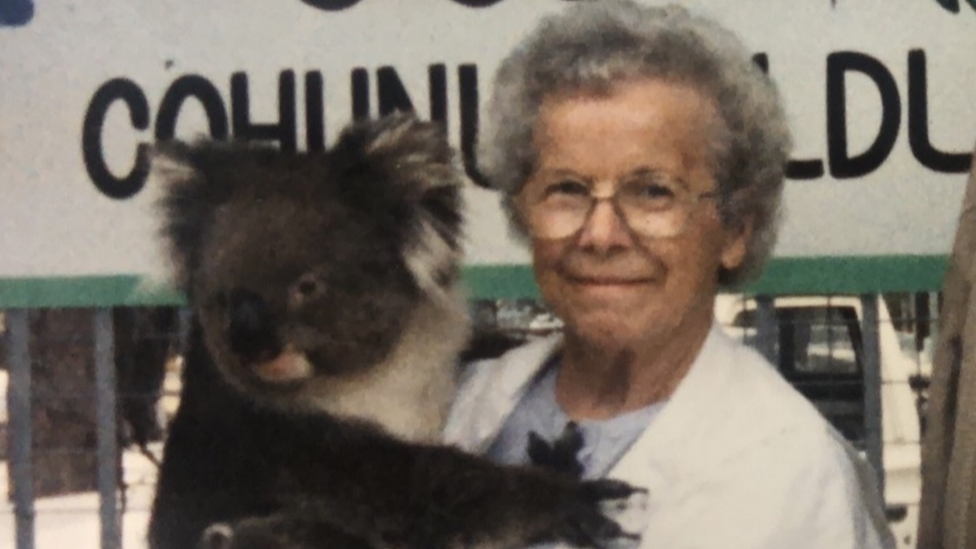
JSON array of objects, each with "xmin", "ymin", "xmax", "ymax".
[{"xmin": 720, "ymin": 215, "xmax": 753, "ymax": 271}]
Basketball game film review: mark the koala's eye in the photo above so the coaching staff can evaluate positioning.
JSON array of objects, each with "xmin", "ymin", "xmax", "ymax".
[
  {"xmin": 290, "ymin": 273, "xmax": 325, "ymax": 306},
  {"xmin": 298, "ymin": 280, "xmax": 318, "ymax": 296}
]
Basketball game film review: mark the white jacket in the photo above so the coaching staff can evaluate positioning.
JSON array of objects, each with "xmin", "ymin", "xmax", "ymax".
[{"xmin": 444, "ymin": 323, "xmax": 897, "ymax": 549}]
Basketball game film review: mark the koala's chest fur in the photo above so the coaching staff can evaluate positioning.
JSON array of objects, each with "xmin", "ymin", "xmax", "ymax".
[
  {"xmin": 149, "ymin": 290, "xmax": 473, "ymax": 549},
  {"xmin": 297, "ymin": 289, "xmax": 471, "ymax": 442}
]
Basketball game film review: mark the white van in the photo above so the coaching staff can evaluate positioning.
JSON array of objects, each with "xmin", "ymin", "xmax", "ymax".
[{"xmin": 714, "ymin": 295, "xmax": 925, "ymax": 549}]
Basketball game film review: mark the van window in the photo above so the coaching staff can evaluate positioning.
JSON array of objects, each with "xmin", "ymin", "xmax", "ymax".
[{"xmin": 731, "ymin": 302, "xmax": 866, "ymax": 445}]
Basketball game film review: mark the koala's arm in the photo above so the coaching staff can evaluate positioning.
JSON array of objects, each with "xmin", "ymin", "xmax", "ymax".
[
  {"xmin": 263, "ymin": 417, "xmax": 637, "ymax": 549},
  {"xmin": 149, "ymin": 331, "xmax": 279, "ymax": 549}
]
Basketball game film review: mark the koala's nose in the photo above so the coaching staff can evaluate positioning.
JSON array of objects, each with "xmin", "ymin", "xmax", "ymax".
[{"xmin": 227, "ymin": 288, "xmax": 282, "ymax": 362}]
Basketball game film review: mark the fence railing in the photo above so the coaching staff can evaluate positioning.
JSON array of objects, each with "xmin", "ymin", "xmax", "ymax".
[{"xmin": 0, "ymin": 291, "xmax": 938, "ymax": 549}]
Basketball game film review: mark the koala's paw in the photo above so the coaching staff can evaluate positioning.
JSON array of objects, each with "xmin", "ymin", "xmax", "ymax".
[
  {"xmin": 199, "ymin": 515, "xmax": 374, "ymax": 549},
  {"xmin": 527, "ymin": 422, "xmax": 585, "ymax": 478},
  {"xmin": 199, "ymin": 519, "xmax": 286, "ymax": 549},
  {"xmin": 558, "ymin": 479, "xmax": 647, "ymax": 549},
  {"xmin": 200, "ymin": 523, "xmax": 238, "ymax": 549}
]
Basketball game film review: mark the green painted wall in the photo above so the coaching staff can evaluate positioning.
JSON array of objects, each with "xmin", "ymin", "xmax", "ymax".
[{"xmin": 0, "ymin": 255, "xmax": 949, "ymax": 309}]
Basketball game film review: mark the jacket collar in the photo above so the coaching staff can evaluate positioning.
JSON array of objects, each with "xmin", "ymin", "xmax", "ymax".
[{"xmin": 445, "ymin": 321, "xmax": 742, "ymax": 476}]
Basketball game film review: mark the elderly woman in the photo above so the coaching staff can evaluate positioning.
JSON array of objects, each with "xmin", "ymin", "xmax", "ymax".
[{"xmin": 444, "ymin": 2, "xmax": 896, "ymax": 547}]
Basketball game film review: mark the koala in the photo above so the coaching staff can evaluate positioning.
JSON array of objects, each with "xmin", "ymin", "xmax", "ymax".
[{"xmin": 147, "ymin": 114, "xmax": 640, "ymax": 549}]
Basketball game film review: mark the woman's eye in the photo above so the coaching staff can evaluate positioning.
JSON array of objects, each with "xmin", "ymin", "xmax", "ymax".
[
  {"xmin": 638, "ymin": 183, "xmax": 676, "ymax": 199},
  {"xmin": 544, "ymin": 180, "xmax": 589, "ymax": 198},
  {"xmin": 624, "ymin": 181, "xmax": 679, "ymax": 212}
]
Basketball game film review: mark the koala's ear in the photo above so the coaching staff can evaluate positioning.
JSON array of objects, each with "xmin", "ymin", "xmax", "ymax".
[
  {"xmin": 331, "ymin": 112, "xmax": 457, "ymax": 190},
  {"xmin": 330, "ymin": 114, "xmax": 467, "ymax": 296},
  {"xmin": 402, "ymin": 177, "xmax": 465, "ymax": 298},
  {"xmin": 151, "ymin": 139, "xmax": 242, "ymax": 295}
]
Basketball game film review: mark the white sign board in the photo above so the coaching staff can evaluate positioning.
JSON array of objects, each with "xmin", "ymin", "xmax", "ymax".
[{"xmin": 1, "ymin": 0, "xmax": 974, "ymax": 279}]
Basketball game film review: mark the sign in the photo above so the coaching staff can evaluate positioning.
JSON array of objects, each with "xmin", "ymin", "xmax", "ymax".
[{"xmin": 1, "ymin": 0, "xmax": 974, "ymax": 285}]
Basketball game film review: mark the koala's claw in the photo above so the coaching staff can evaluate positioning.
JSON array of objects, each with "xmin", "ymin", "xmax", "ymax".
[
  {"xmin": 562, "ymin": 509, "xmax": 623, "ymax": 549},
  {"xmin": 559, "ymin": 479, "xmax": 646, "ymax": 549},
  {"xmin": 580, "ymin": 478, "xmax": 644, "ymax": 502}
]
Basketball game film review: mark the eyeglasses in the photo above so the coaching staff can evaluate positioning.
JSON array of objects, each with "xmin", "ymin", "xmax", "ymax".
[{"xmin": 516, "ymin": 172, "xmax": 721, "ymax": 240}]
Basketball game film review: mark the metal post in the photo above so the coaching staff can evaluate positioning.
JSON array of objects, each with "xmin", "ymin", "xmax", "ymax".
[
  {"xmin": 755, "ymin": 295, "xmax": 778, "ymax": 365},
  {"xmin": 928, "ymin": 291, "xmax": 940, "ymax": 361},
  {"xmin": 6, "ymin": 310, "xmax": 34, "ymax": 549},
  {"xmin": 178, "ymin": 307, "xmax": 192, "ymax": 351},
  {"xmin": 94, "ymin": 308, "xmax": 120, "ymax": 549},
  {"xmin": 860, "ymin": 294, "xmax": 885, "ymax": 499}
]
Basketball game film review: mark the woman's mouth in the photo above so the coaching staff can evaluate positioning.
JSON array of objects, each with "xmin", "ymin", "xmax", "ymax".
[
  {"xmin": 568, "ymin": 276, "xmax": 651, "ymax": 286},
  {"xmin": 563, "ymin": 276, "xmax": 658, "ymax": 301}
]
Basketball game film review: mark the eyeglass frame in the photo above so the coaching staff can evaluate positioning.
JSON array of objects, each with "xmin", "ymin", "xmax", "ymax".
[{"xmin": 513, "ymin": 173, "xmax": 725, "ymax": 241}]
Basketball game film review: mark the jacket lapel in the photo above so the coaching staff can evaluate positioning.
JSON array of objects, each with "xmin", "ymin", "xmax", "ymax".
[
  {"xmin": 443, "ymin": 334, "xmax": 562, "ymax": 453},
  {"xmin": 607, "ymin": 323, "xmax": 738, "ymax": 491}
]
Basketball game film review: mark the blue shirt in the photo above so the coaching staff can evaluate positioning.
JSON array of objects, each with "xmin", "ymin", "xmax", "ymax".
[{"xmin": 485, "ymin": 358, "xmax": 666, "ymax": 479}]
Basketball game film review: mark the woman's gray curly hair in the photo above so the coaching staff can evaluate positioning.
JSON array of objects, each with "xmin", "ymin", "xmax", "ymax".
[{"xmin": 478, "ymin": 0, "xmax": 793, "ymax": 287}]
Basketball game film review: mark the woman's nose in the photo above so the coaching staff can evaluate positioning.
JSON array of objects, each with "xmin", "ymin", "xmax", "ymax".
[{"xmin": 576, "ymin": 200, "xmax": 634, "ymax": 252}]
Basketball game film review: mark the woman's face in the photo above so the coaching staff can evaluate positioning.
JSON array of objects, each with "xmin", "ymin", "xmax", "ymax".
[{"xmin": 523, "ymin": 78, "xmax": 750, "ymax": 350}]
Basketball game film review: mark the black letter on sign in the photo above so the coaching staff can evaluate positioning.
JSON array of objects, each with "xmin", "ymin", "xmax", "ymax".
[
  {"xmin": 299, "ymin": 0, "xmax": 363, "ymax": 11},
  {"xmin": 155, "ymin": 75, "xmax": 229, "ymax": 141},
  {"xmin": 459, "ymin": 64, "xmax": 490, "ymax": 187},
  {"xmin": 758, "ymin": 53, "xmax": 824, "ymax": 179},
  {"xmin": 306, "ymin": 71, "xmax": 326, "ymax": 151},
  {"xmin": 377, "ymin": 66, "xmax": 415, "ymax": 116},
  {"xmin": 429, "ymin": 64, "xmax": 448, "ymax": 125},
  {"xmin": 82, "ymin": 78, "xmax": 151, "ymax": 200},
  {"xmin": 786, "ymin": 159, "xmax": 826, "ymax": 180},
  {"xmin": 231, "ymin": 71, "xmax": 297, "ymax": 152},
  {"xmin": 908, "ymin": 50, "xmax": 972, "ymax": 173},
  {"xmin": 751, "ymin": 53, "xmax": 769, "ymax": 74},
  {"xmin": 826, "ymin": 52, "xmax": 901, "ymax": 179},
  {"xmin": 351, "ymin": 68, "xmax": 370, "ymax": 121},
  {"xmin": 451, "ymin": 0, "xmax": 505, "ymax": 6},
  {"xmin": 936, "ymin": 0, "xmax": 961, "ymax": 13}
]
